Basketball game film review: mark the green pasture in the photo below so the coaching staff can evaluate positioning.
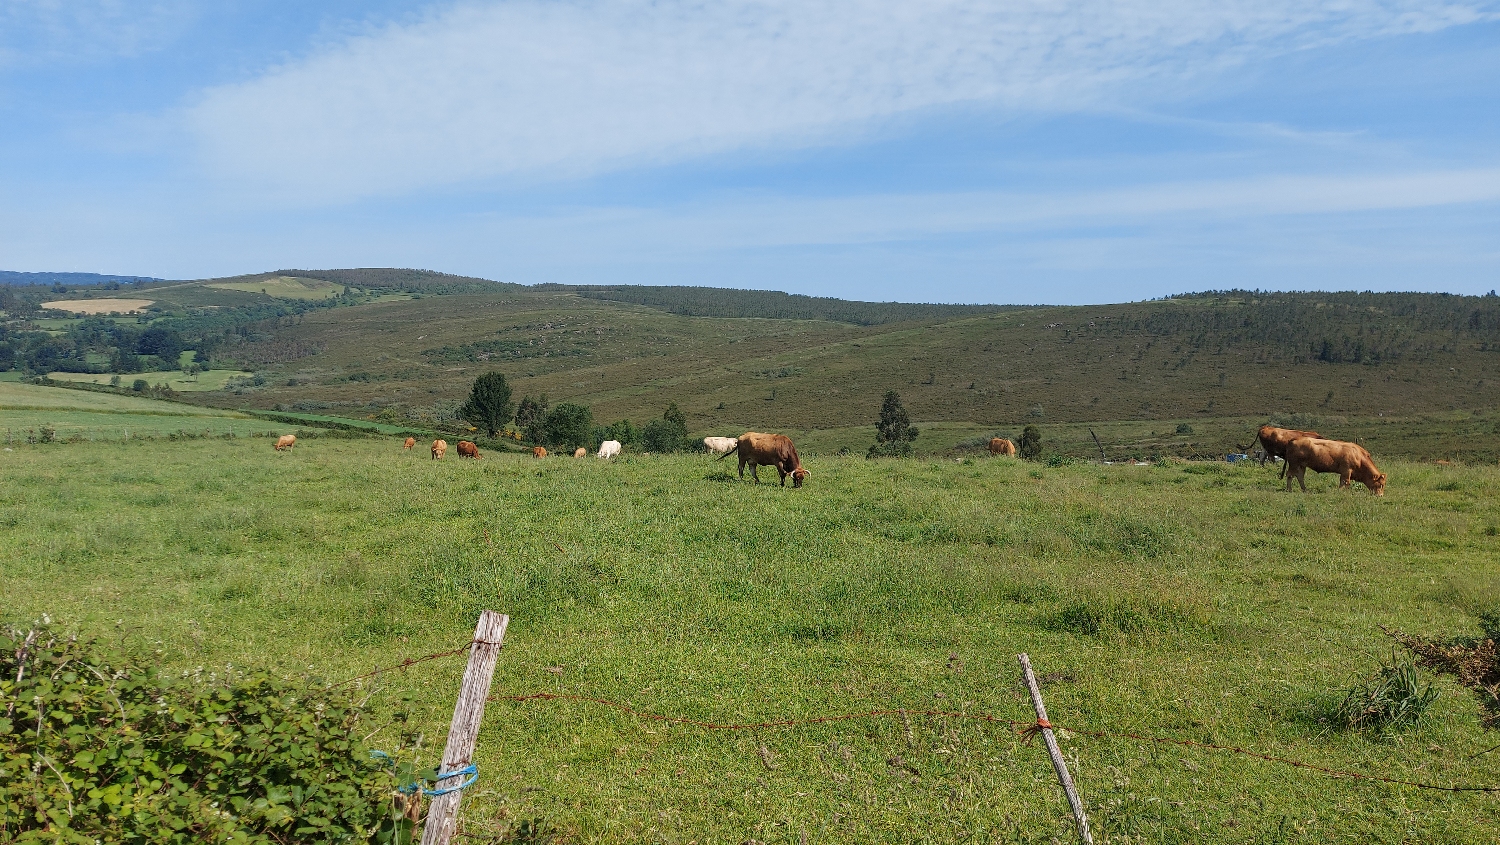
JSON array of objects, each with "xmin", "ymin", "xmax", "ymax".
[
  {"xmin": 205, "ymin": 275, "xmax": 342, "ymax": 300},
  {"xmin": 46, "ymin": 367, "xmax": 254, "ymax": 392},
  {"xmin": 2, "ymin": 436, "xmax": 1497, "ymax": 843},
  {"xmin": 0, "ymin": 381, "xmax": 284, "ymax": 439}
]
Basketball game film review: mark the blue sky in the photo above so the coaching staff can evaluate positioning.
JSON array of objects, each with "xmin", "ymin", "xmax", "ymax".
[{"xmin": 1, "ymin": 1, "xmax": 1497, "ymax": 304}]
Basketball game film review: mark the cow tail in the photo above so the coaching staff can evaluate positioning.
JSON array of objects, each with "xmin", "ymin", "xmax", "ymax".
[{"xmin": 716, "ymin": 444, "xmax": 739, "ymax": 462}]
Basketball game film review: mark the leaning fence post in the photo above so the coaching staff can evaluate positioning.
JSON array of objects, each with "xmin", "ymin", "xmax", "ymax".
[
  {"xmin": 421, "ymin": 610, "xmax": 509, "ymax": 845},
  {"xmin": 1018, "ymin": 653, "xmax": 1094, "ymax": 845}
]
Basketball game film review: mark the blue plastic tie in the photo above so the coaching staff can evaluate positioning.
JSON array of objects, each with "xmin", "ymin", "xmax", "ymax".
[{"xmin": 370, "ymin": 751, "xmax": 479, "ymax": 797}]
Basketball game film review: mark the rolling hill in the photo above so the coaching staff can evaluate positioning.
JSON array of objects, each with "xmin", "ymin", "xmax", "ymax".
[{"xmin": 5, "ymin": 268, "xmax": 1500, "ymax": 458}]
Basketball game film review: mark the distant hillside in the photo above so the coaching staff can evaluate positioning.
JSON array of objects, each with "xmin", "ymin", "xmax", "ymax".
[
  {"xmin": 6, "ymin": 271, "xmax": 1500, "ymax": 454},
  {"xmin": 547, "ymin": 284, "xmax": 1015, "ymax": 325},
  {"xmin": 1, "ymin": 271, "xmax": 161, "ymax": 286}
]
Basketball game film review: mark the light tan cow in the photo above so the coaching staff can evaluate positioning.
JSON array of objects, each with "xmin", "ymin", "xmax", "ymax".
[
  {"xmin": 703, "ymin": 436, "xmax": 738, "ymax": 455},
  {"xmin": 532, "ymin": 446, "xmax": 547, "ymax": 459},
  {"xmin": 431, "ymin": 439, "xmax": 448, "ymax": 460},
  {"xmin": 274, "ymin": 434, "xmax": 296, "ymax": 451},
  {"xmin": 403, "ymin": 437, "xmax": 416, "ymax": 450},
  {"xmin": 988, "ymin": 437, "xmax": 1016, "ymax": 457},
  {"xmin": 1285, "ymin": 437, "xmax": 1386, "ymax": 496},
  {"xmin": 573, "ymin": 447, "xmax": 587, "ymax": 458}
]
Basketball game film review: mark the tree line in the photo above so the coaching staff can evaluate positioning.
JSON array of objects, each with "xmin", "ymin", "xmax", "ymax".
[{"xmin": 460, "ymin": 372, "xmax": 695, "ymax": 452}]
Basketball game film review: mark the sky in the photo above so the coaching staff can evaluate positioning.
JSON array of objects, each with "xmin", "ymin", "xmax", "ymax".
[{"xmin": 0, "ymin": 1, "xmax": 1497, "ymax": 304}]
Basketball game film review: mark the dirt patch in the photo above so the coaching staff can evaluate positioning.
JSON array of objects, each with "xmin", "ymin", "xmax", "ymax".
[{"xmin": 41, "ymin": 299, "xmax": 154, "ymax": 314}]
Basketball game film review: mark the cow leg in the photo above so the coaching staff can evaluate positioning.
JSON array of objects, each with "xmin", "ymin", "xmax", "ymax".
[
  {"xmin": 738, "ymin": 455, "xmax": 747, "ymax": 480},
  {"xmin": 750, "ymin": 463, "xmax": 761, "ymax": 483},
  {"xmin": 1339, "ymin": 471, "xmax": 1353, "ymax": 489},
  {"xmin": 778, "ymin": 467, "xmax": 788, "ymax": 487}
]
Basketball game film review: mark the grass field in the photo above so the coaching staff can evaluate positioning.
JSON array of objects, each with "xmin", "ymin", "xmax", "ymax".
[
  {"xmin": 45, "ymin": 370, "xmax": 258, "ymax": 393},
  {"xmin": 0, "ymin": 381, "xmax": 285, "ymax": 439},
  {"xmin": 205, "ymin": 275, "xmax": 343, "ymax": 300},
  {"xmin": 3, "ymin": 433, "xmax": 1497, "ymax": 843}
]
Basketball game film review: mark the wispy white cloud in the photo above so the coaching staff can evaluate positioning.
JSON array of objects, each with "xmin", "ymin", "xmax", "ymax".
[
  {"xmin": 0, "ymin": 0, "xmax": 198, "ymax": 66},
  {"xmin": 186, "ymin": 0, "xmax": 1500, "ymax": 200}
]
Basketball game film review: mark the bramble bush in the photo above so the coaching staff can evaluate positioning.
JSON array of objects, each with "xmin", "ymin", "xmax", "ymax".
[{"xmin": 1, "ymin": 623, "xmax": 418, "ymax": 844}]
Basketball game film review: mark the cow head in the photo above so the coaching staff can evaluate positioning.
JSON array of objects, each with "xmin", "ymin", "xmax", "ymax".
[
  {"xmin": 792, "ymin": 467, "xmax": 809, "ymax": 488},
  {"xmin": 1367, "ymin": 472, "xmax": 1387, "ymax": 496}
]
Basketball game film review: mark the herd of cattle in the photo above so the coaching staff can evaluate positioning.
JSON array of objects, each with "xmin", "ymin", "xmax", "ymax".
[{"xmin": 272, "ymin": 423, "xmax": 1386, "ymax": 494}]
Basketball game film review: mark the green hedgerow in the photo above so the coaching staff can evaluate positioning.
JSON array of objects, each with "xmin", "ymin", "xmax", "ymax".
[{"xmin": 0, "ymin": 623, "xmax": 417, "ymax": 844}]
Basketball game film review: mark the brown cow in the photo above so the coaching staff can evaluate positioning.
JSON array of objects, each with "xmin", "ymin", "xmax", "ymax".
[
  {"xmin": 274, "ymin": 434, "xmax": 296, "ymax": 451},
  {"xmin": 989, "ymin": 437, "xmax": 1016, "ymax": 457},
  {"xmin": 721, "ymin": 431, "xmax": 808, "ymax": 487},
  {"xmin": 573, "ymin": 447, "xmax": 587, "ymax": 458},
  {"xmin": 403, "ymin": 437, "xmax": 416, "ymax": 450},
  {"xmin": 457, "ymin": 440, "xmax": 481, "ymax": 459},
  {"xmin": 532, "ymin": 446, "xmax": 547, "ymax": 458},
  {"xmin": 1284, "ymin": 437, "xmax": 1386, "ymax": 496},
  {"xmin": 431, "ymin": 439, "xmax": 447, "ymax": 460},
  {"xmin": 1256, "ymin": 425, "xmax": 1322, "ymax": 475}
]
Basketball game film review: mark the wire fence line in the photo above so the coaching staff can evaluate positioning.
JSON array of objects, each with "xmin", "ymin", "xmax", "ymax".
[{"xmin": 333, "ymin": 641, "xmax": 1500, "ymax": 795}]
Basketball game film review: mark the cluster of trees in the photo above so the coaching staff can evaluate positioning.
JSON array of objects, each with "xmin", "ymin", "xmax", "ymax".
[
  {"xmin": 0, "ymin": 317, "xmax": 194, "ymax": 374},
  {"xmin": 460, "ymin": 372, "xmax": 695, "ymax": 452}
]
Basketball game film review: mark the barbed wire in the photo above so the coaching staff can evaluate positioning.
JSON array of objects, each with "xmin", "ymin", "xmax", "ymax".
[
  {"xmin": 317, "ymin": 646, "xmax": 1500, "ymax": 794},
  {"xmin": 328, "ymin": 641, "xmax": 475, "ymax": 689},
  {"xmin": 493, "ymin": 690, "xmax": 1500, "ymax": 794}
]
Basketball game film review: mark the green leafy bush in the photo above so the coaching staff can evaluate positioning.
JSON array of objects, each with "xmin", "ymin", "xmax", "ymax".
[{"xmin": 1, "ymin": 623, "xmax": 414, "ymax": 844}]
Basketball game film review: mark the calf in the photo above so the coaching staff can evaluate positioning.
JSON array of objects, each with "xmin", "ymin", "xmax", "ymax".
[{"xmin": 532, "ymin": 446, "xmax": 547, "ymax": 458}]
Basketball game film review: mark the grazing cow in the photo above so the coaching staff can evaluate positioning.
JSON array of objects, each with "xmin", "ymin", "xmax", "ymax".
[
  {"xmin": 274, "ymin": 434, "xmax": 296, "ymax": 451},
  {"xmin": 403, "ymin": 437, "xmax": 416, "ymax": 450},
  {"xmin": 1285, "ymin": 437, "xmax": 1386, "ymax": 496},
  {"xmin": 1256, "ymin": 425, "xmax": 1322, "ymax": 476},
  {"xmin": 703, "ymin": 436, "xmax": 738, "ymax": 455},
  {"xmin": 598, "ymin": 440, "xmax": 622, "ymax": 460},
  {"xmin": 532, "ymin": 446, "xmax": 547, "ymax": 459},
  {"xmin": 457, "ymin": 440, "xmax": 481, "ymax": 459},
  {"xmin": 431, "ymin": 439, "xmax": 448, "ymax": 460},
  {"xmin": 988, "ymin": 437, "xmax": 1017, "ymax": 457},
  {"xmin": 573, "ymin": 447, "xmax": 587, "ymax": 458},
  {"xmin": 721, "ymin": 431, "xmax": 808, "ymax": 487}
]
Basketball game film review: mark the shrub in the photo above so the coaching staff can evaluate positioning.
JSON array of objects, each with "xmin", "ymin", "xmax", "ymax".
[
  {"xmin": 641, "ymin": 404, "xmax": 689, "ymax": 453},
  {"xmin": 0, "ymin": 623, "xmax": 413, "ymax": 844},
  {"xmin": 1018, "ymin": 425, "xmax": 1042, "ymax": 460},
  {"xmin": 1175, "ymin": 423, "xmax": 1194, "ymax": 434},
  {"xmin": 1337, "ymin": 654, "xmax": 1439, "ymax": 732},
  {"xmin": 132, "ymin": 379, "xmax": 148, "ymax": 392}
]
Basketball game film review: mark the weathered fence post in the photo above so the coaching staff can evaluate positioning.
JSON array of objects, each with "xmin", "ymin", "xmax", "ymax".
[
  {"xmin": 421, "ymin": 610, "xmax": 509, "ymax": 845},
  {"xmin": 1018, "ymin": 653, "xmax": 1094, "ymax": 845}
]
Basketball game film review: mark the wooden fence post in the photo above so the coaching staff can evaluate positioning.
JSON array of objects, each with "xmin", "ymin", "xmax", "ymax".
[
  {"xmin": 1018, "ymin": 653, "xmax": 1094, "ymax": 845},
  {"xmin": 421, "ymin": 610, "xmax": 509, "ymax": 845}
]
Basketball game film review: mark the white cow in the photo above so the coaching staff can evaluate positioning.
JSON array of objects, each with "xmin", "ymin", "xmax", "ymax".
[
  {"xmin": 703, "ymin": 436, "xmax": 738, "ymax": 455},
  {"xmin": 598, "ymin": 440, "xmax": 622, "ymax": 460}
]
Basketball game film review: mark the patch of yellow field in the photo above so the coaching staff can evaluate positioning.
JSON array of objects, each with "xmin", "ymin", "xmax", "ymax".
[
  {"xmin": 41, "ymin": 298, "xmax": 154, "ymax": 314},
  {"xmin": 205, "ymin": 276, "xmax": 341, "ymax": 300},
  {"xmin": 45, "ymin": 370, "xmax": 254, "ymax": 392}
]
